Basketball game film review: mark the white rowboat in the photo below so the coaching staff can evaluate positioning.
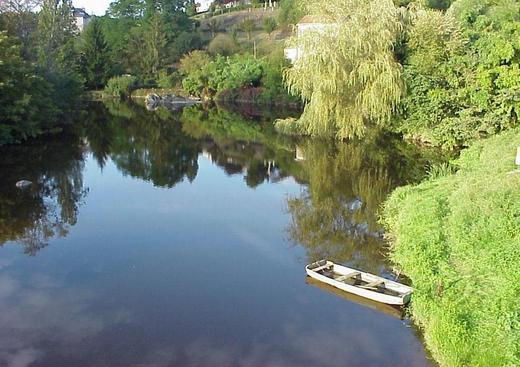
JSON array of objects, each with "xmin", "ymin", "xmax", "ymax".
[{"xmin": 305, "ymin": 260, "xmax": 413, "ymax": 306}]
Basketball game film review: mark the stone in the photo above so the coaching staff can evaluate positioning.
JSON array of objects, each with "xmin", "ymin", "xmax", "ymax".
[{"xmin": 16, "ymin": 180, "xmax": 32, "ymax": 188}]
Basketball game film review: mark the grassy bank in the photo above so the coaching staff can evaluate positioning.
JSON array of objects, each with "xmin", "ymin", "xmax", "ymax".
[{"xmin": 382, "ymin": 129, "xmax": 520, "ymax": 367}]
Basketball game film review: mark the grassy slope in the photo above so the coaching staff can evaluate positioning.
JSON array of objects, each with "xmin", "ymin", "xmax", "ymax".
[
  {"xmin": 198, "ymin": 9, "xmax": 291, "ymax": 46},
  {"xmin": 382, "ymin": 128, "xmax": 520, "ymax": 367}
]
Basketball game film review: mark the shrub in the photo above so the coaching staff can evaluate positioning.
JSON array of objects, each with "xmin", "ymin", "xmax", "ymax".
[
  {"xmin": 170, "ymin": 31, "xmax": 203, "ymax": 61},
  {"xmin": 104, "ymin": 75, "xmax": 138, "ymax": 98},
  {"xmin": 179, "ymin": 50, "xmax": 212, "ymax": 75},
  {"xmin": 157, "ymin": 70, "xmax": 180, "ymax": 89},
  {"xmin": 208, "ymin": 34, "xmax": 237, "ymax": 56},
  {"xmin": 263, "ymin": 17, "xmax": 278, "ymax": 38}
]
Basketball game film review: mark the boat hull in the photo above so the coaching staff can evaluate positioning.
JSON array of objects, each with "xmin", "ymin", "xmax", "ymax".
[{"xmin": 306, "ymin": 261, "xmax": 413, "ymax": 306}]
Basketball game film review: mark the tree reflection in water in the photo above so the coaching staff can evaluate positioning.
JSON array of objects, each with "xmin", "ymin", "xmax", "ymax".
[
  {"xmin": 84, "ymin": 100, "xmax": 201, "ymax": 188},
  {"xmin": 286, "ymin": 135, "xmax": 441, "ymax": 274},
  {"xmin": 0, "ymin": 133, "xmax": 88, "ymax": 255},
  {"xmin": 0, "ymin": 99, "xmax": 441, "ymax": 263}
]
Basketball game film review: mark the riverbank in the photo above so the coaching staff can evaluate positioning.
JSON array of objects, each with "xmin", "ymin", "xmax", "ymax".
[{"xmin": 382, "ymin": 128, "xmax": 520, "ymax": 367}]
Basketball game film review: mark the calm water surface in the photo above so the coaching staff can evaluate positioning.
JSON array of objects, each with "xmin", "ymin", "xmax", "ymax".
[{"xmin": 0, "ymin": 101, "xmax": 437, "ymax": 367}]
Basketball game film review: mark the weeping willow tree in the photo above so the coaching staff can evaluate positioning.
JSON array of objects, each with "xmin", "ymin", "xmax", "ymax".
[{"xmin": 280, "ymin": 0, "xmax": 404, "ymax": 139}]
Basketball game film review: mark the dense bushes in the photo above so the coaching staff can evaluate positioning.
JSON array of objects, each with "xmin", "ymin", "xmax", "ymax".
[
  {"xmin": 396, "ymin": 0, "xmax": 520, "ymax": 148},
  {"xmin": 0, "ymin": 32, "xmax": 58, "ymax": 144},
  {"xmin": 280, "ymin": 0, "xmax": 519, "ymax": 148},
  {"xmin": 181, "ymin": 53, "xmax": 272, "ymax": 99},
  {"xmin": 104, "ymin": 75, "xmax": 138, "ymax": 98},
  {"xmin": 180, "ymin": 50, "xmax": 298, "ymax": 104}
]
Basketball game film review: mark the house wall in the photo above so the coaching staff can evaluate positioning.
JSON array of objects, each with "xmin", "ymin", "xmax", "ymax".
[{"xmin": 75, "ymin": 16, "xmax": 91, "ymax": 32}]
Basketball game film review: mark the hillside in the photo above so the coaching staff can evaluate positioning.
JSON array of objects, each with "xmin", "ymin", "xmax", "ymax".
[{"xmin": 197, "ymin": 8, "xmax": 292, "ymax": 44}]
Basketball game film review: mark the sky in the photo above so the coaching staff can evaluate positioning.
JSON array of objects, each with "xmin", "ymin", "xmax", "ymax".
[{"xmin": 73, "ymin": 0, "xmax": 112, "ymax": 16}]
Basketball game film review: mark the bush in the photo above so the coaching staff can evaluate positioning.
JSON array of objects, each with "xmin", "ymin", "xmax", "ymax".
[
  {"xmin": 0, "ymin": 32, "xmax": 60, "ymax": 145},
  {"xmin": 170, "ymin": 31, "xmax": 203, "ymax": 61},
  {"xmin": 104, "ymin": 75, "xmax": 138, "ymax": 98},
  {"xmin": 157, "ymin": 70, "xmax": 180, "ymax": 89},
  {"xmin": 179, "ymin": 50, "xmax": 212, "ymax": 75},
  {"xmin": 182, "ymin": 54, "xmax": 264, "ymax": 98},
  {"xmin": 208, "ymin": 34, "xmax": 237, "ymax": 56}
]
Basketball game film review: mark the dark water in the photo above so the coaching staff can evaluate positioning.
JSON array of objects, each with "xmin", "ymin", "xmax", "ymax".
[{"xmin": 0, "ymin": 101, "xmax": 437, "ymax": 367}]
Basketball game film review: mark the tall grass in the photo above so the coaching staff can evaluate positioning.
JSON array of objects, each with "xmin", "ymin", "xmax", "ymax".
[{"xmin": 382, "ymin": 128, "xmax": 520, "ymax": 367}]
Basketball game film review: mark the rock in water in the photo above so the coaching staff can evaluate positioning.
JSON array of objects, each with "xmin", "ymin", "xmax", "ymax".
[
  {"xmin": 16, "ymin": 180, "xmax": 32, "ymax": 188},
  {"xmin": 145, "ymin": 93, "xmax": 161, "ymax": 110}
]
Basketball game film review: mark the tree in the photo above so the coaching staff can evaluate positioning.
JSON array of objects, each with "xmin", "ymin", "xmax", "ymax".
[
  {"xmin": 0, "ymin": 0, "xmax": 40, "ymax": 59},
  {"xmin": 0, "ymin": 32, "xmax": 57, "ymax": 144},
  {"xmin": 281, "ymin": 0, "xmax": 403, "ymax": 139},
  {"xmin": 169, "ymin": 31, "xmax": 202, "ymax": 60},
  {"xmin": 37, "ymin": 0, "xmax": 83, "ymax": 114},
  {"xmin": 208, "ymin": 18, "xmax": 220, "ymax": 38},
  {"xmin": 81, "ymin": 19, "xmax": 111, "ymax": 89},
  {"xmin": 263, "ymin": 17, "xmax": 277, "ymax": 38},
  {"xmin": 397, "ymin": 0, "xmax": 520, "ymax": 147},
  {"xmin": 108, "ymin": 0, "xmax": 145, "ymax": 19},
  {"xmin": 278, "ymin": 0, "xmax": 303, "ymax": 26},
  {"xmin": 240, "ymin": 18, "xmax": 256, "ymax": 40},
  {"xmin": 142, "ymin": 11, "xmax": 167, "ymax": 77},
  {"xmin": 37, "ymin": 0, "xmax": 77, "ymax": 69}
]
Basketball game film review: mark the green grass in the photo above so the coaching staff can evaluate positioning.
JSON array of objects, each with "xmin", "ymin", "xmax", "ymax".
[{"xmin": 382, "ymin": 128, "xmax": 520, "ymax": 367}]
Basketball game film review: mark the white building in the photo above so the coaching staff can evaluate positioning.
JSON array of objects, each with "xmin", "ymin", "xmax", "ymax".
[
  {"xmin": 197, "ymin": 0, "xmax": 213, "ymax": 12},
  {"xmin": 73, "ymin": 8, "xmax": 91, "ymax": 32},
  {"xmin": 284, "ymin": 16, "xmax": 332, "ymax": 64}
]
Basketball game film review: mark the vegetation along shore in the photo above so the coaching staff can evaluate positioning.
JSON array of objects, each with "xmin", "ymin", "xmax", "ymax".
[{"xmin": 1, "ymin": 0, "xmax": 519, "ymax": 366}]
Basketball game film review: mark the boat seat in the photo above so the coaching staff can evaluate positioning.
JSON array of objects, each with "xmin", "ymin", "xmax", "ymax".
[
  {"xmin": 335, "ymin": 272, "xmax": 360, "ymax": 282},
  {"xmin": 311, "ymin": 263, "xmax": 333, "ymax": 273},
  {"xmin": 360, "ymin": 279, "xmax": 385, "ymax": 289}
]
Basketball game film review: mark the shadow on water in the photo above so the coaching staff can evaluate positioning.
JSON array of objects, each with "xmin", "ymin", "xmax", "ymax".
[{"xmin": 0, "ymin": 133, "xmax": 88, "ymax": 255}]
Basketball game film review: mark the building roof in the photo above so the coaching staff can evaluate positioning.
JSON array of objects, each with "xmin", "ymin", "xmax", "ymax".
[{"xmin": 73, "ymin": 8, "xmax": 91, "ymax": 18}]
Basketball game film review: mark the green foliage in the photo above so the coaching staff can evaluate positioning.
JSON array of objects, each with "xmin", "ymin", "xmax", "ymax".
[
  {"xmin": 169, "ymin": 31, "xmax": 202, "ymax": 60},
  {"xmin": 80, "ymin": 18, "xmax": 112, "ymax": 89},
  {"xmin": 156, "ymin": 70, "xmax": 180, "ymax": 88},
  {"xmin": 0, "ymin": 3, "xmax": 39, "ymax": 60},
  {"xmin": 141, "ymin": 11, "xmax": 167, "ymax": 78},
  {"xmin": 207, "ymin": 18, "xmax": 221, "ymax": 38},
  {"xmin": 262, "ymin": 17, "xmax": 277, "ymax": 37},
  {"xmin": 207, "ymin": 34, "xmax": 237, "ymax": 56},
  {"xmin": 0, "ymin": 32, "xmax": 58, "ymax": 144},
  {"xmin": 182, "ymin": 54, "xmax": 264, "ymax": 98},
  {"xmin": 278, "ymin": 0, "xmax": 304, "ymax": 25},
  {"xmin": 181, "ymin": 50, "xmax": 295, "ymax": 104},
  {"xmin": 179, "ymin": 50, "xmax": 212, "ymax": 75},
  {"xmin": 239, "ymin": 18, "xmax": 256, "ymax": 40},
  {"xmin": 283, "ymin": 0, "xmax": 404, "ymax": 139},
  {"xmin": 101, "ymin": 0, "xmax": 196, "ymax": 80},
  {"xmin": 104, "ymin": 75, "xmax": 138, "ymax": 98},
  {"xmin": 397, "ymin": 0, "xmax": 520, "ymax": 148},
  {"xmin": 382, "ymin": 128, "xmax": 520, "ymax": 367},
  {"xmin": 261, "ymin": 50, "xmax": 298, "ymax": 103},
  {"xmin": 37, "ymin": 0, "xmax": 84, "ymax": 114},
  {"xmin": 37, "ymin": 0, "xmax": 77, "ymax": 70}
]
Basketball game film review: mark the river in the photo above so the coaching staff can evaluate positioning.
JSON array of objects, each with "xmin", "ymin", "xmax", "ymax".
[{"xmin": 0, "ymin": 101, "xmax": 438, "ymax": 367}]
